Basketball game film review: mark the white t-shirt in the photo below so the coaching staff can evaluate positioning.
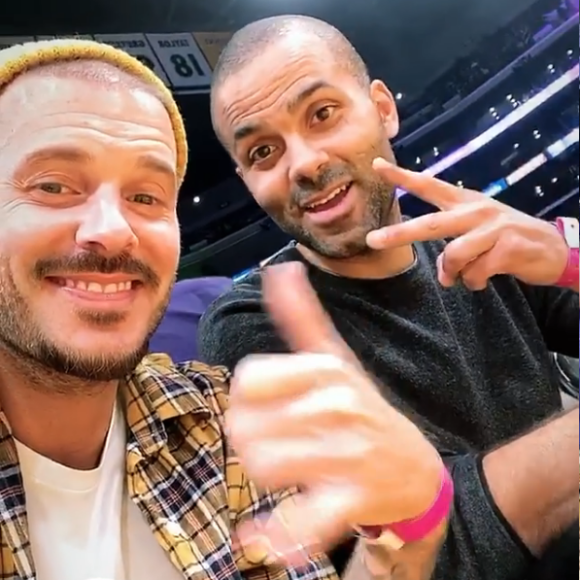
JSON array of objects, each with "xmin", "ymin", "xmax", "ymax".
[{"xmin": 15, "ymin": 404, "xmax": 183, "ymax": 580}]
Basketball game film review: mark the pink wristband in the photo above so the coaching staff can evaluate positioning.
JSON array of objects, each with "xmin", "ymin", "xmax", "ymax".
[
  {"xmin": 554, "ymin": 218, "xmax": 579, "ymax": 289},
  {"xmin": 358, "ymin": 465, "xmax": 454, "ymax": 545}
]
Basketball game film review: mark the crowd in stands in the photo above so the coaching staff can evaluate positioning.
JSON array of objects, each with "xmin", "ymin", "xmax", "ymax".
[
  {"xmin": 397, "ymin": 0, "xmax": 578, "ymax": 134},
  {"xmin": 396, "ymin": 28, "xmax": 579, "ymax": 170}
]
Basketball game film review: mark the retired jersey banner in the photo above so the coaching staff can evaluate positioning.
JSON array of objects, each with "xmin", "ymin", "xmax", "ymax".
[
  {"xmin": 0, "ymin": 31, "xmax": 233, "ymax": 95},
  {"xmin": 192, "ymin": 32, "xmax": 233, "ymax": 70},
  {"xmin": 146, "ymin": 33, "xmax": 212, "ymax": 91},
  {"xmin": 93, "ymin": 33, "xmax": 170, "ymax": 84}
]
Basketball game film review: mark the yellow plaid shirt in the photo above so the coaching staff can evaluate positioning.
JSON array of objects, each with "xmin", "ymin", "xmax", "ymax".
[{"xmin": 0, "ymin": 355, "xmax": 339, "ymax": 580}]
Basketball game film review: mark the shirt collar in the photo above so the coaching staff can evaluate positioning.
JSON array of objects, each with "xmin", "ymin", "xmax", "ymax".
[{"xmin": 122, "ymin": 353, "xmax": 215, "ymax": 457}]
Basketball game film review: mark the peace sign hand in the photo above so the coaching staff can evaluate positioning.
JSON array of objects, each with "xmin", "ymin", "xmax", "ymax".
[
  {"xmin": 366, "ymin": 158, "xmax": 569, "ymax": 290},
  {"xmin": 227, "ymin": 263, "xmax": 441, "ymax": 564}
]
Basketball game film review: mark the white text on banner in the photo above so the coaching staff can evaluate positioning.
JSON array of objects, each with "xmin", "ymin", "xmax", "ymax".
[
  {"xmin": 93, "ymin": 33, "xmax": 169, "ymax": 85},
  {"xmin": 0, "ymin": 37, "xmax": 35, "ymax": 50},
  {"xmin": 146, "ymin": 33, "xmax": 212, "ymax": 91},
  {"xmin": 191, "ymin": 32, "xmax": 233, "ymax": 70}
]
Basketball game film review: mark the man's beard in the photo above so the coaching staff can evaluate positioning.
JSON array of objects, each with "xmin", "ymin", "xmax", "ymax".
[
  {"xmin": 271, "ymin": 162, "xmax": 397, "ymax": 260},
  {"xmin": 0, "ymin": 253, "xmax": 172, "ymax": 383}
]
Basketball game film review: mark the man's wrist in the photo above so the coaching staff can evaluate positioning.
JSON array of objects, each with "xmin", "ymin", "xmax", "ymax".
[
  {"xmin": 357, "ymin": 462, "xmax": 453, "ymax": 548},
  {"xmin": 357, "ymin": 520, "xmax": 447, "ymax": 580}
]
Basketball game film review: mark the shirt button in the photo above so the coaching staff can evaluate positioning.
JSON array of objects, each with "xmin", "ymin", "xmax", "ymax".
[{"xmin": 165, "ymin": 519, "xmax": 185, "ymax": 538}]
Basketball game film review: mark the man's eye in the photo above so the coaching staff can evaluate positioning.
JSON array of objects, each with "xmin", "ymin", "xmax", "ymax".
[
  {"xmin": 312, "ymin": 105, "xmax": 336, "ymax": 124},
  {"xmin": 36, "ymin": 182, "xmax": 72, "ymax": 195},
  {"xmin": 130, "ymin": 193, "xmax": 157, "ymax": 205},
  {"xmin": 249, "ymin": 145, "xmax": 274, "ymax": 163}
]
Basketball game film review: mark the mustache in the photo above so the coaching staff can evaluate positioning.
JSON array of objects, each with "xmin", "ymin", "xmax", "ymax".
[
  {"xmin": 290, "ymin": 165, "xmax": 354, "ymax": 207},
  {"xmin": 33, "ymin": 251, "xmax": 160, "ymax": 288}
]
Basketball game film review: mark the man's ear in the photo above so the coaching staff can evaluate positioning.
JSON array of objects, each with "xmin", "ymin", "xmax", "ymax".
[{"xmin": 369, "ymin": 79, "xmax": 400, "ymax": 140}]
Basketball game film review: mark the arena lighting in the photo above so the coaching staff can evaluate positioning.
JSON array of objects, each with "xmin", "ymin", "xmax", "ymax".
[
  {"xmin": 480, "ymin": 127, "xmax": 579, "ymax": 196},
  {"xmin": 397, "ymin": 63, "xmax": 580, "ymax": 198},
  {"xmin": 505, "ymin": 153, "xmax": 548, "ymax": 186},
  {"xmin": 546, "ymin": 127, "xmax": 579, "ymax": 157}
]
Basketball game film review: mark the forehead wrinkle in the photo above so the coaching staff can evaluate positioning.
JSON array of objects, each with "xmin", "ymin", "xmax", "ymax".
[
  {"xmin": 1, "ymin": 109, "xmax": 162, "ymax": 157},
  {"xmin": 0, "ymin": 79, "xmax": 176, "ymax": 162},
  {"xmin": 221, "ymin": 53, "xmax": 331, "ymax": 134}
]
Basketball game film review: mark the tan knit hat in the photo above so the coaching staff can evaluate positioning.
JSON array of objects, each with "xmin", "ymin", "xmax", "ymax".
[{"xmin": 0, "ymin": 38, "xmax": 188, "ymax": 184}]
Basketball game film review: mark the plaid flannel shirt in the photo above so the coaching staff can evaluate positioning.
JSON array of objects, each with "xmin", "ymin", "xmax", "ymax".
[{"xmin": 0, "ymin": 354, "xmax": 339, "ymax": 580}]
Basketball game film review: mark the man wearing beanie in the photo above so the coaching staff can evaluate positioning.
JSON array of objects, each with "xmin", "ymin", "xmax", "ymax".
[
  {"xmin": 0, "ymin": 38, "xmax": 332, "ymax": 580},
  {"xmin": 0, "ymin": 38, "xmax": 449, "ymax": 580}
]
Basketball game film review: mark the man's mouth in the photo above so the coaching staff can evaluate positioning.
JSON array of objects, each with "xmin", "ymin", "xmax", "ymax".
[
  {"xmin": 46, "ymin": 276, "xmax": 142, "ymax": 296},
  {"xmin": 304, "ymin": 182, "xmax": 353, "ymax": 213}
]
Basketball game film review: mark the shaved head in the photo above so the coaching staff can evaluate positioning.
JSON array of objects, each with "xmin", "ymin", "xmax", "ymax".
[
  {"xmin": 25, "ymin": 59, "xmax": 162, "ymax": 91},
  {"xmin": 0, "ymin": 59, "xmax": 163, "ymax": 115},
  {"xmin": 210, "ymin": 15, "xmax": 369, "ymax": 131}
]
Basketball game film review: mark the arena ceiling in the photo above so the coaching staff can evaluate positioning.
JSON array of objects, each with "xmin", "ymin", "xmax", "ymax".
[{"xmin": 5, "ymin": 0, "xmax": 539, "ymax": 96}]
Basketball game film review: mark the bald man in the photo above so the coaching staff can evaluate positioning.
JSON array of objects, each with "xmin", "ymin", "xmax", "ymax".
[{"xmin": 201, "ymin": 14, "xmax": 579, "ymax": 580}]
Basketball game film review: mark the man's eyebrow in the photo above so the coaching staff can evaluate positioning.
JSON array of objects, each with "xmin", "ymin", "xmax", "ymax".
[
  {"xmin": 233, "ymin": 122, "xmax": 261, "ymax": 144},
  {"xmin": 135, "ymin": 154, "xmax": 177, "ymax": 182},
  {"xmin": 285, "ymin": 80, "xmax": 334, "ymax": 114},
  {"xmin": 19, "ymin": 145, "xmax": 92, "ymax": 168},
  {"xmin": 232, "ymin": 80, "xmax": 335, "ymax": 147}
]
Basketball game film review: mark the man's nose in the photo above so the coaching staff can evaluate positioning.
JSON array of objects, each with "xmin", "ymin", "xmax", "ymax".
[
  {"xmin": 287, "ymin": 138, "xmax": 330, "ymax": 183},
  {"xmin": 75, "ymin": 185, "xmax": 138, "ymax": 256}
]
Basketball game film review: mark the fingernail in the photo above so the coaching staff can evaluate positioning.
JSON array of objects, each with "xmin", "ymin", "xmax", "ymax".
[{"xmin": 372, "ymin": 157, "xmax": 392, "ymax": 169}]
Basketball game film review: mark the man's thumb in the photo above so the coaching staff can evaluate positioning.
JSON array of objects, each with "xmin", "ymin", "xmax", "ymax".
[{"xmin": 263, "ymin": 262, "xmax": 357, "ymax": 364}]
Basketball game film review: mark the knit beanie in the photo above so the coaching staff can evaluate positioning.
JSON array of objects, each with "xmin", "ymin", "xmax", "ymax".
[{"xmin": 0, "ymin": 38, "xmax": 188, "ymax": 184}]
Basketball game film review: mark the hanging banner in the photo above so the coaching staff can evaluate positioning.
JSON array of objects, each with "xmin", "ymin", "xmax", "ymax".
[
  {"xmin": 0, "ymin": 31, "xmax": 234, "ymax": 95},
  {"xmin": 191, "ymin": 32, "xmax": 233, "ymax": 70},
  {"xmin": 93, "ymin": 33, "xmax": 169, "ymax": 84},
  {"xmin": 146, "ymin": 32, "xmax": 213, "ymax": 91}
]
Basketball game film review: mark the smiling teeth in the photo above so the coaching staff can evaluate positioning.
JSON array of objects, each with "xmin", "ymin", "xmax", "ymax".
[
  {"xmin": 63, "ymin": 280, "xmax": 133, "ymax": 294},
  {"xmin": 306, "ymin": 184, "xmax": 350, "ymax": 209}
]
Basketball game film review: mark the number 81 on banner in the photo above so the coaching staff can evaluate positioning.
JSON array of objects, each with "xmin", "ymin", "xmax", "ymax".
[{"xmin": 147, "ymin": 33, "xmax": 213, "ymax": 91}]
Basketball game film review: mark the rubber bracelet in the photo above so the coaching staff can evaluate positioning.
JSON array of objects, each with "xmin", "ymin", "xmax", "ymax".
[
  {"xmin": 554, "ymin": 217, "xmax": 579, "ymax": 289},
  {"xmin": 357, "ymin": 464, "xmax": 454, "ymax": 546}
]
